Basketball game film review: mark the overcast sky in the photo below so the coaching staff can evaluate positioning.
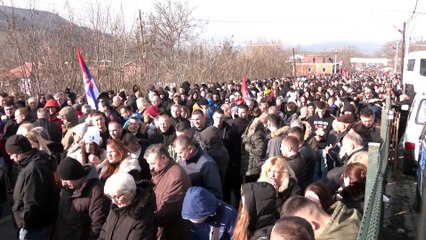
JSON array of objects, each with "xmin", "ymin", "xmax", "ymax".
[{"xmin": 4, "ymin": 0, "xmax": 426, "ymax": 46}]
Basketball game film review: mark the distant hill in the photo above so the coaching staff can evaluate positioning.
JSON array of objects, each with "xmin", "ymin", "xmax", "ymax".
[{"xmin": 0, "ymin": 5, "xmax": 74, "ymax": 32}]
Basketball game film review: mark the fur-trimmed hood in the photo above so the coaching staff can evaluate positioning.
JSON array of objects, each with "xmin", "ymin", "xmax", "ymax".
[
  {"xmin": 301, "ymin": 121, "xmax": 313, "ymax": 141},
  {"xmin": 270, "ymin": 126, "xmax": 289, "ymax": 138},
  {"xmin": 247, "ymin": 118, "xmax": 265, "ymax": 137},
  {"xmin": 112, "ymin": 180, "xmax": 156, "ymax": 219}
]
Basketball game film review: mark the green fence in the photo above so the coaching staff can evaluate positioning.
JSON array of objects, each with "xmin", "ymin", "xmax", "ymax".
[{"xmin": 357, "ymin": 96, "xmax": 391, "ymax": 240}]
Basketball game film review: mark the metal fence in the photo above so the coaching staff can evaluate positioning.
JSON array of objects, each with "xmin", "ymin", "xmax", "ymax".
[{"xmin": 357, "ymin": 96, "xmax": 392, "ymax": 240}]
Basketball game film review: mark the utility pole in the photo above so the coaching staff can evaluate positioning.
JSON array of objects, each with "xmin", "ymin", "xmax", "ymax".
[
  {"xmin": 333, "ymin": 49, "xmax": 337, "ymax": 74},
  {"xmin": 139, "ymin": 10, "xmax": 149, "ymax": 82},
  {"xmin": 292, "ymin": 48, "xmax": 296, "ymax": 79},
  {"xmin": 400, "ymin": 22, "xmax": 406, "ymax": 83},
  {"xmin": 394, "ymin": 42, "xmax": 399, "ymax": 73}
]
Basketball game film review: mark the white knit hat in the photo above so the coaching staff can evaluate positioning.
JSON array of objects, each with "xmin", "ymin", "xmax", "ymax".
[{"xmin": 83, "ymin": 126, "xmax": 101, "ymax": 146}]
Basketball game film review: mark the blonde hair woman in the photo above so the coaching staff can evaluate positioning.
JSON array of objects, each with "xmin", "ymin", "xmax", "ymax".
[
  {"xmin": 26, "ymin": 131, "xmax": 52, "ymax": 155},
  {"xmin": 16, "ymin": 123, "xmax": 34, "ymax": 137},
  {"xmin": 258, "ymin": 156, "xmax": 302, "ymax": 211}
]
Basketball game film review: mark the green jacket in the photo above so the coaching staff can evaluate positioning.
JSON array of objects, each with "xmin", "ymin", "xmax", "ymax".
[{"xmin": 318, "ymin": 201, "xmax": 361, "ymax": 240}]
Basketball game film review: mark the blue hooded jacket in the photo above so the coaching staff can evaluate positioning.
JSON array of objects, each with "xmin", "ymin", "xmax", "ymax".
[{"xmin": 181, "ymin": 187, "xmax": 237, "ymax": 240}]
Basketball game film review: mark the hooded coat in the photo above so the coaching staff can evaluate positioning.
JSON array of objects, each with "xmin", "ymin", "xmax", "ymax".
[
  {"xmin": 12, "ymin": 149, "xmax": 59, "ymax": 230},
  {"xmin": 98, "ymin": 182, "xmax": 157, "ymax": 240},
  {"xmin": 265, "ymin": 126, "xmax": 289, "ymax": 159},
  {"xmin": 60, "ymin": 106, "xmax": 79, "ymax": 151},
  {"xmin": 241, "ymin": 182, "xmax": 279, "ymax": 240},
  {"xmin": 318, "ymin": 201, "xmax": 361, "ymax": 240},
  {"xmin": 241, "ymin": 119, "xmax": 267, "ymax": 176},
  {"xmin": 56, "ymin": 165, "xmax": 110, "ymax": 240},
  {"xmin": 194, "ymin": 125, "xmax": 230, "ymax": 182},
  {"xmin": 181, "ymin": 186, "xmax": 237, "ymax": 240}
]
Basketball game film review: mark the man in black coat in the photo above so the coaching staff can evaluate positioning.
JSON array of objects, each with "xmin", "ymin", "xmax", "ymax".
[
  {"xmin": 6, "ymin": 135, "xmax": 59, "ymax": 239},
  {"xmin": 148, "ymin": 114, "xmax": 176, "ymax": 147},
  {"xmin": 56, "ymin": 157, "xmax": 110, "ymax": 240},
  {"xmin": 123, "ymin": 133, "xmax": 151, "ymax": 180},
  {"xmin": 33, "ymin": 108, "xmax": 62, "ymax": 143},
  {"xmin": 223, "ymin": 104, "xmax": 250, "ymax": 207}
]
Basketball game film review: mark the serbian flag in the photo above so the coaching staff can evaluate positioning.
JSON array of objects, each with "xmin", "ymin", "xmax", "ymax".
[
  {"xmin": 241, "ymin": 72, "xmax": 250, "ymax": 99},
  {"xmin": 77, "ymin": 49, "xmax": 100, "ymax": 110}
]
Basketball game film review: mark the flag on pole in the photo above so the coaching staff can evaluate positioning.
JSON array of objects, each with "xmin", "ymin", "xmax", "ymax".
[
  {"xmin": 393, "ymin": 25, "xmax": 404, "ymax": 35},
  {"xmin": 241, "ymin": 72, "xmax": 250, "ymax": 99},
  {"xmin": 76, "ymin": 49, "xmax": 100, "ymax": 110}
]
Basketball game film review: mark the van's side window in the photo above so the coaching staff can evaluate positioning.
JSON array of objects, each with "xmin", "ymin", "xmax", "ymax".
[
  {"xmin": 420, "ymin": 59, "xmax": 426, "ymax": 76},
  {"xmin": 416, "ymin": 99, "xmax": 426, "ymax": 124},
  {"xmin": 407, "ymin": 59, "xmax": 415, "ymax": 71}
]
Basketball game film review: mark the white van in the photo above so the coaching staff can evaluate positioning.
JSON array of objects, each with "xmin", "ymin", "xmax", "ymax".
[
  {"xmin": 403, "ymin": 51, "xmax": 426, "ymax": 92},
  {"xmin": 402, "ymin": 92, "xmax": 426, "ymax": 173}
]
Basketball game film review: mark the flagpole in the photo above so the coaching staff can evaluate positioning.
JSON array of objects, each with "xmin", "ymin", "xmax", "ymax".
[{"xmin": 394, "ymin": 42, "xmax": 399, "ymax": 73}]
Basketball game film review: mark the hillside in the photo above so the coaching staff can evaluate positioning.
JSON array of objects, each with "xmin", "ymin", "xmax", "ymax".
[{"xmin": 0, "ymin": 5, "xmax": 73, "ymax": 32}]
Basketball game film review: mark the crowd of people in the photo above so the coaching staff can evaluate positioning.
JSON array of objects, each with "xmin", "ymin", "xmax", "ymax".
[{"xmin": 0, "ymin": 72, "xmax": 409, "ymax": 240}]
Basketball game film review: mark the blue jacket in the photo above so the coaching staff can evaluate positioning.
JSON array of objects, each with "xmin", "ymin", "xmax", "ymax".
[
  {"xmin": 179, "ymin": 148, "xmax": 223, "ymax": 199},
  {"xmin": 181, "ymin": 187, "xmax": 237, "ymax": 240}
]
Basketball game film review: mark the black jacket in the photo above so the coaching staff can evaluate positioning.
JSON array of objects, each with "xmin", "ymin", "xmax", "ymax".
[
  {"xmin": 148, "ymin": 126, "xmax": 176, "ymax": 147},
  {"xmin": 285, "ymin": 153, "xmax": 307, "ymax": 190},
  {"xmin": 12, "ymin": 149, "xmax": 59, "ymax": 229},
  {"xmin": 241, "ymin": 182, "xmax": 279, "ymax": 240},
  {"xmin": 98, "ymin": 182, "xmax": 156, "ymax": 240},
  {"xmin": 56, "ymin": 166, "xmax": 110, "ymax": 240},
  {"xmin": 276, "ymin": 177, "xmax": 302, "ymax": 211},
  {"xmin": 33, "ymin": 118, "xmax": 62, "ymax": 143}
]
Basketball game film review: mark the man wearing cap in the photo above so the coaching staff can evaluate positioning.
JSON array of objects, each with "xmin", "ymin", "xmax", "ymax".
[
  {"xmin": 6, "ymin": 135, "xmax": 58, "ymax": 240},
  {"xmin": 56, "ymin": 157, "xmax": 109, "ymax": 240}
]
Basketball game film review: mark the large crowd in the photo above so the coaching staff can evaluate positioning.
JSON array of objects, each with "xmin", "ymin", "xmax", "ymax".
[{"xmin": 0, "ymin": 72, "xmax": 410, "ymax": 240}]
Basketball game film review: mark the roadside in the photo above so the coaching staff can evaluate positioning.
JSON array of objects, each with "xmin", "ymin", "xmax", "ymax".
[{"xmin": 382, "ymin": 154, "xmax": 420, "ymax": 239}]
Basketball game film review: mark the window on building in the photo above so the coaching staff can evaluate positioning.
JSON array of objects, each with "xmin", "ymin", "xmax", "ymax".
[{"xmin": 407, "ymin": 59, "xmax": 415, "ymax": 71}]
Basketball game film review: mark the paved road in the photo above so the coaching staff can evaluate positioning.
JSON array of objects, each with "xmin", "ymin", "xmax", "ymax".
[{"xmin": 383, "ymin": 155, "xmax": 420, "ymax": 239}]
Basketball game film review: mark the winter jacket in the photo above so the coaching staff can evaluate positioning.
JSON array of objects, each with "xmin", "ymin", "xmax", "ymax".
[
  {"xmin": 33, "ymin": 118, "xmax": 62, "ymax": 143},
  {"xmin": 148, "ymin": 126, "xmax": 177, "ymax": 147},
  {"xmin": 241, "ymin": 182, "xmax": 279, "ymax": 240},
  {"xmin": 194, "ymin": 126, "xmax": 230, "ymax": 182},
  {"xmin": 282, "ymin": 111, "xmax": 298, "ymax": 126},
  {"xmin": 275, "ymin": 177, "xmax": 302, "ymax": 212},
  {"xmin": 302, "ymin": 120, "xmax": 319, "ymax": 152},
  {"xmin": 60, "ymin": 106, "xmax": 79, "ymax": 151},
  {"xmin": 265, "ymin": 126, "xmax": 289, "ymax": 159},
  {"xmin": 98, "ymin": 182, "xmax": 157, "ymax": 240},
  {"xmin": 56, "ymin": 166, "xmax": 109, "ymax": 240},
  {"xmin": 285, "ymin": 153, "xmax": 307, "ymax": 190},
  {"xmin": 309, "ymin": 112, "xmax": 334, "ymax": 149},
  {"xmin": 12, "ymin": 149, "xmax": 59, "ymax": 230},
  {"xmin": 152, "ymin": 160, "xmax": 191, "ymax": 240},
  {"xmin": 241, "ymin": 119, "xmax": 267, "ymax": 176},
  {"xmin": 179, "ymin": 147, "xmax": 223, "ymax": 200},
  {"xmin": 181, "ymin": 187, "xmax": 237, "ymax": 240},
  {"xmin": 98, "ymin": 155, "xmax": 141, "ymax": 182},
  {"xmin": 299, "ymin": 142, "xmax": 316, "ymax": 187},
  {"xmin": 227, "ymin": 117, "xmax": 249, "ymax": 171},
  {"xmin": 319, "ymin": 201, "xmax": 361, "ymax": 240}
]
